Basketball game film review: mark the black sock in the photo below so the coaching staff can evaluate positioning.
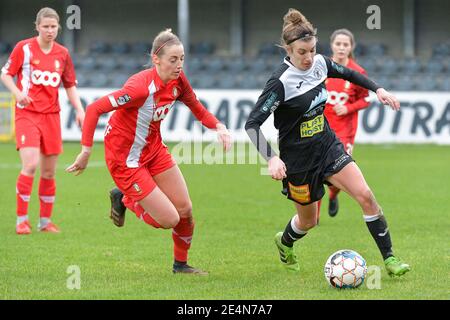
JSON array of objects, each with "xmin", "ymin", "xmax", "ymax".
[
  {"xmin": 281, "ymin": 217, "xmax": 307, "ymax": 247},
  {"xmin": 174, "ymin": 260, "xmax": 187, "ymax": 267},
  {"xmin": 364, "ymin": 212, "xmax": 394, "ymax": 260}
]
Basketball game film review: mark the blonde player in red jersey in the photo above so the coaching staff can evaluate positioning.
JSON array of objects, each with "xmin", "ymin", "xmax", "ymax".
[
  {"xmin": 319, "ymin": 29, "xmax": 370, "ymax": 221},
  {"xmin": 1, "ymin": 8, "xmax": 85, "ymax": 235},
  {"xmin": 67, "ymin": 29, "xmax": 232, "ymax": 274}
]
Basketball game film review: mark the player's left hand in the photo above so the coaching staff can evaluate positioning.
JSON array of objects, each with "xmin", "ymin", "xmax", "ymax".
[
  {"xmin": 216, "ymin": 123, "xmax": 232, "ymax": 152},
  {"xmin": 333, "ymin": 104, "xmax": 348, "ymax": 116},
  {"xmin": 376, "ymin": 88, "xmax": 400, "ymax": 111}
]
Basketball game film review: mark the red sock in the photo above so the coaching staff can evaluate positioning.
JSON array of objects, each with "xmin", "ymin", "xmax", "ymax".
[
  {"xmin": 39, "ymin": 178, "xmax": 56, "ymax": 218},
  {"xmin": 123, "ymin": 195, "xmax": 161, "ymax": 229},
  {"xmin": 172, "ymin": 217, "xmax": 194, "ymax": 263},
  {"xmin": 329, "ymin": 185, "xmax": 340, "ymax": 200},
  {"xmin": 16, "ymin": 174, "xmax": 34, "ymax": 217}
]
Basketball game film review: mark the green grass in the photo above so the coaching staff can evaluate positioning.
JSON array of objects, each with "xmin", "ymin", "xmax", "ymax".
[{"xmin": 0, "ymin": 142, "xmax": 449, "ymax": 299}]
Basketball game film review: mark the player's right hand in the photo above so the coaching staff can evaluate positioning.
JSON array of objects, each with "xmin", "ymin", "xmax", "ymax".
[
  {"xmin": 268, "ymin": 156, "xmax": 287, "ymax": 180},
  {"xmin": 15, "ymin": 92, "xmax": 33, "ymax": 107},
  {"xmin": 376, "ymin": 88, "xmax": 400, "ymax": 111},
  {"xmin": 66, "ymin": 147, "xmax": 92, "ymax": 176}
]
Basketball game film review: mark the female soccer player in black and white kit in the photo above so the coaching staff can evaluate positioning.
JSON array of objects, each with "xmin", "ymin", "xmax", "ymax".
[{"xmin": 245, "ymin": 8, "xmax": 410, "ymax": 276}]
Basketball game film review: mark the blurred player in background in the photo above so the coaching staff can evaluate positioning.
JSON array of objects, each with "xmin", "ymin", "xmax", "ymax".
[
  {"xmin": 318, "ymin": 29, "xmax": 370, "ymax": 222},
  {"xmin": 245, "ymin": 8, "xmax": 410, "ymax": 277},
  {"xmin": 67, "ymin": 29, "xmax": 232, "ymax": 275},
  {"xmin": 1, "ymin": 7, "xmax": 85, "ymax": 235}
]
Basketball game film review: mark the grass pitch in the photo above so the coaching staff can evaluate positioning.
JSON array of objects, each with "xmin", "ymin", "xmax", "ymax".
[{"xmin": 0, "ymin": 142, "xmax": 448, "ymax": 299}]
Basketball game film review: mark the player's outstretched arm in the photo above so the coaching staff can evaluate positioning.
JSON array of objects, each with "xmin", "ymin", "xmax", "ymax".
[{"xmin": 324, "ymin": 56, "xmax": 400, "ymax": 110}]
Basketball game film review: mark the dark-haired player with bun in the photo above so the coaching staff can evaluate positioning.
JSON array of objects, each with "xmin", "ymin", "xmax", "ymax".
[
  {"xmin": 67, "ymin": 29, "xmax": 232, "ymax": 275},
  {"xmin": 245, "ymin": 8, "xmax": 410, "ymax": 277}
]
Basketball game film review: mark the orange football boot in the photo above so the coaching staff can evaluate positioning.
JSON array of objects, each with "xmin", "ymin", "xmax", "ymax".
[
  {"xmin": 39, "ymin": 221, "xmax": 60, "ymax": 233},
  {"xmin": 16, "ymin": 220, "xmax": 32, "ymax": 235}
]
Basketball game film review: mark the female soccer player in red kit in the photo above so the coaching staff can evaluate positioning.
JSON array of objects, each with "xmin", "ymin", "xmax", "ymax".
[
  {"xmin": 1, "ymin": 7, "xmax": 85, "ymax": 235},
  {"xmin": 67, "ymin": 29, "xmax": 232, "ymax": 274},
  {"xmin": 320, "ymin": 29, "xmax": 370, "ymax": 220}
]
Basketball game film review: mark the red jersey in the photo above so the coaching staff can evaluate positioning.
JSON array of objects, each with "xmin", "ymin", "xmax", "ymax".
[
  {"xmin": 82, "ymin": 68, "xmax": 219, "ymax": 168},
  {"xmin": 324, "ymin": 58, "xmax": 369, "ymax": 140},
  {"xmin": 1, "ymin": 37, "xmax": 77, "ymax": 113}
]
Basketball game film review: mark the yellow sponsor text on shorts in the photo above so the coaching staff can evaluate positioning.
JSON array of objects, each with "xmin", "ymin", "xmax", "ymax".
[{"xmin": 288, "ymin": 182, "xmax": 311, "ymax": 204}]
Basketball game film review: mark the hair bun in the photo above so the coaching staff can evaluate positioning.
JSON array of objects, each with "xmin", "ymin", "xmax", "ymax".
[{"xmin": 283, "ymin": 8, "xmax": 308, "ymax": 26}]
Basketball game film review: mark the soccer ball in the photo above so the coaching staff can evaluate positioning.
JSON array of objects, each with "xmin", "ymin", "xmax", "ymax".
[{"xmin": 324, "ymin": 249, "xmax": 367, "ymax": 289}]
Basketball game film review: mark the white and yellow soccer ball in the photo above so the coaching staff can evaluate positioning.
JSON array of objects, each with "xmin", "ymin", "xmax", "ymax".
[{"xmin": 324, "ymin": 249, "xmax": 367, "ymax": 289}]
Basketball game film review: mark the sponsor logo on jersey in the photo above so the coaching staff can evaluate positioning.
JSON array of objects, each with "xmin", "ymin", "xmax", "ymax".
[
  {"xmin": 300, "ymin": 114, "xmax": 324, "ymax": 138},
  {"xmin": 288, "ymin": 182, "xmax": 311, "ymax": 204},
  {"xmin": 55, "ymin": 59, "xmax": 60, "ymax": 70},
  {"xmin": 327, "ymin": 91, "xmax": 349, "ymax": 106},
  {"xmin": 32, "ymin": 59, "xmax": 40, "ymax": 65},
  {"xmin": 261, "ymin": 91, "xmax": 279, "ymax": 113},
  {"xmin": 172, "ymin": 87, "xmax": 178, "ymax": 97},
  {"xmin": 31, "ymin": 70, "xmax": 61, "ymax": 87},
  {"xmin": 153, "ymin": 102, "xmax": 175, "ymax": 121}
]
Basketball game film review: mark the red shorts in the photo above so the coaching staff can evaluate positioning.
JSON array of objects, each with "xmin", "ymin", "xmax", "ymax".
[
  {"xmin": 15, "ymin": 109, "xmax": 62, "ymax": 155},
  {"xmin": 337, "ymin": 136, "xmax": 355, "ymax": 156},
  {"xmin": 106, "ymin": 145, "xmax": 176, "ymax": 202}
]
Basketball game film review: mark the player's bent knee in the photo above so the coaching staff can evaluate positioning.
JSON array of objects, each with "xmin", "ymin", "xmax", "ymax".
[
  {"xmin": 176, "ymin": 201, "xmax": 193, "ymax": 218},
  {"xmin": 159, "ymin": 214, "xmax": 180, "ymax": 229}
]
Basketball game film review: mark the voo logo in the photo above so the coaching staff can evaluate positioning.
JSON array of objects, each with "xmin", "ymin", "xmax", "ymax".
[
  {"xmin": 327, "ymin": 91, "xmax": 349, "ymax": 106},
  {"xmin": 153, "ymin": 102, "xmax": 175, "ymax": 121},
  {"xmin": 32, "ymin": 70, "xmax": 61, "ymax": 87}
]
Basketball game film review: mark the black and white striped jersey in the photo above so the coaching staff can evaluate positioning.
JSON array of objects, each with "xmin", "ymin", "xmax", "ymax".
[{"xmin": 245, "ymin": 54, "xmax": 380, "ymax": 174}]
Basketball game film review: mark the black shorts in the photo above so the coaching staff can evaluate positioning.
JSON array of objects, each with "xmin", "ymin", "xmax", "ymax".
[{"xmin": 281, "ymin": 142, "xmax": 354, "ymax": 205}]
